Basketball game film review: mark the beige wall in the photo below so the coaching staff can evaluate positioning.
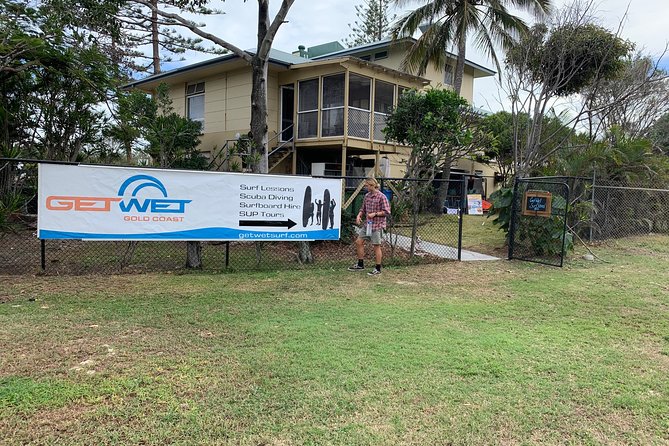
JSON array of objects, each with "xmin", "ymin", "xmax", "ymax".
[
  {"xmin": 268, "ymin": 71, "xmax": 280, "ymax": 137},
  {"xmin": 164, "ymin": 68, "xmax": 258, "ymax": 155}
]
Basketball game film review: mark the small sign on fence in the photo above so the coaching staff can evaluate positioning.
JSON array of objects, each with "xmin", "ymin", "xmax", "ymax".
[
  {"xmin": 467, "ymin": 194, "xmax": 483, "ymax": 215},
  {"xmin": 522, "ymin": 190, "xmax": 552, "ymax": 217}
]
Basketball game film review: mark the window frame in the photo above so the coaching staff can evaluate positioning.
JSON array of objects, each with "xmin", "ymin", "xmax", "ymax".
[
  {"xmin": 320, "ymin": 72, "xmax": 346, "ymax": 138},
  {"xmin": 373, "ymin": 80, "xmax": 395, "ymax": 141},
  {"xmin": 347, "ymin": 73, "xmax": 372, "ymax": 140},
  {"xmin": 186, "ymin": 81, "xmax": 205, "ymax": 128},
  {"xmin": 297, "ymin": 78, "xmax": 320, "ymax": 140}
]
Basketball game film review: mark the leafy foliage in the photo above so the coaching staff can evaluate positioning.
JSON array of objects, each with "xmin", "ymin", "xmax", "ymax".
[
  {"xmin": 489, "ymin": 186, "xmax": 573, "ymax": 255},
  {"xmin": 391, "ymin": 0, "xmax": 551, "ymax": 94},
  {"xmin": 553, "ymin": 127, "xmax": 669, "ymax": 183},
  {"xmin": 488, "ymin": 187, "xmax": 513, "ymax": 233},
  {"xmin": 145, "ymin": 84, "xmax": 206, "ymax": 169},
  {"xmin": 384, "ymin": 88, "xmax": 471, "ymax": 170},
  {"xmin": 507, "ymin": 23, "xmax": 632, "ymax": 97},
  {"xmin": 0, "ymin": 0, "xmax": 121, "ymax": 161},
  {"xmin": 649, "ymin": 112, "xmax": 669, "ymax": 154},
  {"xmin": 516, "ymin": 194, "xmax": 573, "ymax": 255}
]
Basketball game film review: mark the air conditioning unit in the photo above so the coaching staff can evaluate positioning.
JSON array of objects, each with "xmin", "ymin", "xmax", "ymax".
[{"xmin": 311, "ymin": 162, "xmax": 326, "ymax": 176}]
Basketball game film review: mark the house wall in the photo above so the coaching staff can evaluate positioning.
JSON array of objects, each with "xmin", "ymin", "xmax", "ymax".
[
  {"xmin": 154, "ymin": 55, "xmax": 493, "ymax": 180},
  {"xmin": 162, "ymin": 67, "xmax": 284, "ymax": 158},
  {"xmin": 163, "ymin": 67, "xmax": 272, "ymax": 159}
]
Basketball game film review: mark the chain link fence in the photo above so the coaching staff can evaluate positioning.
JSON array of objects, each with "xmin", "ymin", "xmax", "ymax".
[
  {"xmin": 588, "ymin": 179, "xmax": 669, "ymax": 242},
  {"xmin": 509, "ymin": 176, "xmax": 669, "ymax": 266},
  {"xmin": 509, "ymin": 179, "xmax": 570, "ymax": 266},
  {"xmin": 1, "ymin": 159, "xmax": 466, "ymax": 275}
]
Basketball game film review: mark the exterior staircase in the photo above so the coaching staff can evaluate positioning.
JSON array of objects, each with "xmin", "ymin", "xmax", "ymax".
[{"xmin": 268, "ymin": 142, "xmax": 294, "ymax": 173}]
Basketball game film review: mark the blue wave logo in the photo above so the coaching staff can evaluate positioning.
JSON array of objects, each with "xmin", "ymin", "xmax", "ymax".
[{"xmin": 117, "ymin": 175, "xmax": 191, "ymax": 214}]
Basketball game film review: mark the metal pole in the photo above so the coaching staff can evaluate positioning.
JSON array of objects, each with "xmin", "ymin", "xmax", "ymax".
[
  {"xmin": 225, "ymin": 241, "xmax": 230, "ymax": 268},
  {"xmin": 559, "ymin": 183, "xmax": 571, "ymax": 268},
  {"xmin": 457, "ymin": 179, "xmax": 464, "ymax": 261},
  {"xmin": 40, "ymin": 239, "xmax": 46, "ymax": 271},
  {"xmin": 589, "ymin": 170, "xmax": 596, "ymax": 243},
  {"xmin": 508, "ymin": 177, "xmax": 520, "ymax": 260}
]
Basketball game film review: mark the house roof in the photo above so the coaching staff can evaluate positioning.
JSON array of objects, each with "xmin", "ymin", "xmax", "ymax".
[
  {"xmin": 124, "ymin": 49, "xmax": 307, "ymax": 89},
  {"xmin": 310, "ymin": 37, "xmax": 496, "ymax": 78},
  {"xmin": 124, "ymin": 37, "xmax": 495, "ymax": 90},
  {"xmin": 289, "ymin": 56, "xmax": 430, "ymax": 86}
]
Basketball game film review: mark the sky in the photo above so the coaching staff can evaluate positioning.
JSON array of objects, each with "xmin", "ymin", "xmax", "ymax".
[{"xmin": 160, "ymin": 0, "xmax": 669, "ymax": 112}]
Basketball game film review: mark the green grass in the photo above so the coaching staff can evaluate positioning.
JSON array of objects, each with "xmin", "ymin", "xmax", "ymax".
[
  {"xmin": 394, "ymin": 213, "xmax": 506, "ymax": 255},
  {"xmin": 1, "ymin": 236, "xmax": 668, "ymax": 445}
]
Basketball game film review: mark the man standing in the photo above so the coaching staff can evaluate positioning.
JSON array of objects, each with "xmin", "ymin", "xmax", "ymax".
[
  {"xmin": 348, "ymin": 178, "xmax": 391, "ymax": 276},
  {"xmin": 315, "ymin": 199, "xmax": 323, "ymax": 225}
]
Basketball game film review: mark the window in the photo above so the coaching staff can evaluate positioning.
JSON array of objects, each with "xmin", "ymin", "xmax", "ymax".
[
  {"xmin": 374, "ymin": 51, "xmax": 388, "ymax": 60},
  {"xmin": 186, "ymin": 82, "xmax": 205, "ymax": 126},
  {"xmin": 298, "ymin": 79, "xmax": 319, "ymax": 139},
  {"xmin": 348, "ymin": 74, "xmax": 371, "ymax": 138},
  {"xmin": 373, "ymin": 81, "xmax": 394, "ymax": 141},
  {"xmin": 360, "ymin": 55, "xmax": 372, "ymax": 61},
  {"xmin": 444, "ymin": 63, "xmax": 454, "ymax": 85},
  {"xmin": 321, "ymin": 73, "xmax": 345, "ymax": 137},
  {"xmin": 374, "ymin": 81, "xmax": 394, "ymax": 115}
]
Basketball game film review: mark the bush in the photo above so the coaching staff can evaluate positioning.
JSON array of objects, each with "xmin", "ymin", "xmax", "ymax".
[{"xmin": 489, "ymin": 186, "xmax": 573, "ymax": 255}]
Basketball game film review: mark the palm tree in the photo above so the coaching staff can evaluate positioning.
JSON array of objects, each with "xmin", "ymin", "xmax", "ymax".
[{"xmin": 390, "ymin": 0, "xmax": 551, "ymax": 95}]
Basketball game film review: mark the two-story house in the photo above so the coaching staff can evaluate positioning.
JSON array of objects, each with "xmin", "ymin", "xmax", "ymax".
[{"xmin": 126, "ymin": 37, "xmax": 498, "ymax": 195}]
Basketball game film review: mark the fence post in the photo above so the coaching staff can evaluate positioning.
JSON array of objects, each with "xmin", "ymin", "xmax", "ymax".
[
  {"xmin": 559, "ymin": 183, "xmax": 571, "ymax": 267},
  {"xmin": 589, "ymin": 170, "xmax": 596, "ymax": 243},
  {"xmin": 40, "ymin": 239, "xmax": 46, "ymax": 271},
  {"xmin": 458, "ymin": 178, "xmax": 464, "ymax": 261},
  {"xmin": 225, "ymin": 241, "xmax": 230, "ymax": 268},
  {"xmin": 508, "ymin": 177, "xmax": 520, "ymax": 260}
]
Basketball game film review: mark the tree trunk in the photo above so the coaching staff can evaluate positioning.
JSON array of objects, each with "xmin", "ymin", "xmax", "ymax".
[
  {"xmin": 453, "ymin": 37, "xmax": 467, "ymax": 96},
  {"xmin": 151, "ymin": 0, "xmax": 161, "ymax": 74},
  {"xmin": 250, "ymin": 58, "xmax": 269, "ymax": 173},
  {"xmin": 434, "ymin": 161, "xmax": 452, "ymax": 213},
  {"xmin": 124, "ymin": 139, "xmax": 132, "ymax": 164},
  {"xmin": 250, "ymin": 0, "xmax": 270, "ymax": 174},
  {"xmin": 297, "ymin": 241, "xmax": 313, "ymax": 264},
  {"xmin": 186, "ymin": 241, "xmax": 202, "ymax": 268}
]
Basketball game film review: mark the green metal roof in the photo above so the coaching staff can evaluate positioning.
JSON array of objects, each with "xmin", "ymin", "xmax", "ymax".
[{"xmin": 124, "ymin": 49, "xmax": 307, "ymax": 89}]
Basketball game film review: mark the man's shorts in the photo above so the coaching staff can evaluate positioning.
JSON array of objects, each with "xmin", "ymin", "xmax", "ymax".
[{"xmin": 357, "ymin": 226, "xmax": 384, "ymax": 245}]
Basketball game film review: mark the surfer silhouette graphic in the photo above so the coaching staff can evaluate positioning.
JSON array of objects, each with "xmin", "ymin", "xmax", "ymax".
[
  {"xmin": 315, "ymin": 199, "xmax": 323, "ymax": 225},
  {"xmin": 329, "ymin": 199, "xmax": 336, "ymax": 229}
]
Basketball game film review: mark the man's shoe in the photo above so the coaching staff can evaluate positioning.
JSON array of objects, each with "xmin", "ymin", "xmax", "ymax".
[
  {"xmin": 347, "ymin": 264, "xmax": 365, "ymax": 271},
  {"xmin": 367, "ymin": 268, "xmax": 382, "ymax": 276}
]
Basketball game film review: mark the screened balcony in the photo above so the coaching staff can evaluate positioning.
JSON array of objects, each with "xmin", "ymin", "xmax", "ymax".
[{"xmin": 295, "ymin": 72, "xmax": 407, "ymax": 142}]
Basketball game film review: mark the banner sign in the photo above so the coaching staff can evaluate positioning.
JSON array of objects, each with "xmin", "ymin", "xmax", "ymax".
[
  {"xmin": 467, "ymin": 194, "xmax": 483, "ymax": 215},
  {"xmin": 38, "ymin": 164, "xmax": 342, "ymax": 241}
]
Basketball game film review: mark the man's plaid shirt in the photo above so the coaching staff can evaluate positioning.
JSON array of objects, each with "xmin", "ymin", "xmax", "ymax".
[{"xmin": 359, "ymin": 190, "xmax": 391, "ymax": 231}]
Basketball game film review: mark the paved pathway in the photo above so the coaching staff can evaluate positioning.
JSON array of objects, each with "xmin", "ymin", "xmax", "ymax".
[{"xmin": 387, "ymin": 234, "xmax": 500, "ymax": 261}]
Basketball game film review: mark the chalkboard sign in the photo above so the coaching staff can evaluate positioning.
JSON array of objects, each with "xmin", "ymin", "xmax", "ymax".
[{"xmin": 522, "ymin": 190, "xmax": 552, "ymax": 217}]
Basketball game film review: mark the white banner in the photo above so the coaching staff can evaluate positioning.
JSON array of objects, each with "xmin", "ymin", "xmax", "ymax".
[{"xmin": 38, "ymin": 164, "xmax": 342, "ymax": 241}]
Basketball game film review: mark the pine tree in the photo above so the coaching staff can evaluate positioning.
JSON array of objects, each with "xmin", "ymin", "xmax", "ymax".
[{"xmin": 345, "ymin": 0, "xmax": 396, "ymax": 48}]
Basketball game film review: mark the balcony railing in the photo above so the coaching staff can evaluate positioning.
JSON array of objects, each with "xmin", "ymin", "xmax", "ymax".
[{"xmin": 348, "ymin": 107, "xmax": 370, "ymax": 139}]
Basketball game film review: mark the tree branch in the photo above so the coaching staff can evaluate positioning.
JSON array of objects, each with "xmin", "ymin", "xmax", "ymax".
[{"xmin": 134, "ymin": 0, "xmax": 252, "ymax": 63}]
